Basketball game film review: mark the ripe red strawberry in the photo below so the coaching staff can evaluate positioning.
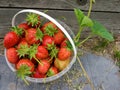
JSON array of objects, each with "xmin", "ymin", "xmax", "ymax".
[
  {"xmin": 17, "ymin": 38, "xmax": 29, "ymax": 49},
  {"xmin": 42, "ymin": 35, "xmax": 54, "ymax": 47},
  {"xmin": 6, "ymin": 47, "xmax": 19, "ymax": 64},
  {"xmin": 4, "ymin": 32, "xmax": 19, "ymax": 48},
  {"xmin": 58, "ymin": 47, "xmax": 72, "ymax": 60},
  {"xmin": 41, "ymin": 21, "xmax": 57, "ymax": 33},
  {"xmin": 18, "ymin": 22, "xmax": 30, "ymax": 30},
  {"xmin": 32, "ymin": 68, "xmax": 46, "ymax": 78},
  {"xmin": 38, "ymin": 60, "xmax": 50, "ymax": 74},
  {"xmin": 54, "ymin": 29, "xmax": 65, "ymax": 45},
  {"xmin": 16, "ymin": 59, "xmax": 35, "ymax": 85},
  {"xmin": 26, "ymin": 13, "xmax": 41, "ymax": 28},
  {"xmin": 36, "ymin": 45, "xmax": 49, "ymax": 59},
  {"xmin": 47, "ymin": 66, "xmax": 58, "ymax": 77},
  {"xmin": 16, "ymin": 59, "xmax": 35, "ymax": 72},
  {"xmin": 25, "ymin": 28, "xmax": 43, "ymax": 45},
  {"xmin": 4, "ymin": 26, "xmax": 23, "ymax": 48},
  {"xmin": 60, "ymin": 38, "xmax": 68, "ymax": 48}
]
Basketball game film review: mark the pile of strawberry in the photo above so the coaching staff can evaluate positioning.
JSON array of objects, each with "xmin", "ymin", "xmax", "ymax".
[{"xmin": 4, "ymin": 13, "xmax": 73, "ymax": 82}]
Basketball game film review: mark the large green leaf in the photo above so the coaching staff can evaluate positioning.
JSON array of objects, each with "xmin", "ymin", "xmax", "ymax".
[
  {"xmin": 81, "ymin": 16, "xmax": 93, "ymax": 27},
  {"xmin": 91, "ymin": 20, "xmax": 114, "ymax": 41},
  {"xmin": 74, "ymin": 8, "xmax": 84, "ymax": 26},
  {"xmin": 74, "ymin": 9, "xmax": 93, "ymax": 27}
]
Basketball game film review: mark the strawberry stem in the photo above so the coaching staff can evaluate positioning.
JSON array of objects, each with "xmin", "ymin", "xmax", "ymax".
[
  {"xmin": 34, "ymin": 56, "xmax": 42, "ymax": 65},
  {"xmin": 23, "ymin": 78, "xmax": 29, "ymax": 85}
]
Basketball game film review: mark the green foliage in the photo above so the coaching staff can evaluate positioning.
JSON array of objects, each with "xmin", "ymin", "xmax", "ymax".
[
  {"xmin": 114, "ymin": 50, "xmax": 120, "ymax": 60},
  {"xmin": 114, "ymin": 50, "xmax": 120, "ymax": 67},
  {"xmin": 47, "ymin": 43, "xmax": 58, "ymax": 59},
  {"xmin": 17, "ymin": 65, "xmax": 32, "ymax": 80},
  {"xmin": 28, "ymin": 44, "xmax": 38, "ymax": 59},
  {"xmin": 81, "ymin": 16, "xmax": 93, "ymax": 27},
  {"xmin": 26, "ymin": 13, "xmax": 40, "ymax": 27},
  {"xmin": 17, "ymin": 44, "xmax": 29, "ymax": 58},
  {"xmin": 47, "ymin": 69, "xmax": 54, "ymax": 77},
  {"xmin": 45, "ymin": 25, "xmax": 57, "ymax": 36},
  {"xmin": 66, "ymin": 40, "xmax": 73, "ymax": 50},
  {"xmin": 74, "ymin": 8, "xmax": 93, "ymax": 27},
  {"xmin": 11, "ymin": 26, "xmax": 23, "ymax": 36},
  {"xmin": 74, "ymin": 8, "xmax": 114, "ymax": 47},
  {"xmin": 91, "ymin": 20, "xmax": 114, "ymax": 42},
  {"xmin": 36, "ymin": 28, "xmax": 44, "ymax": 41}
]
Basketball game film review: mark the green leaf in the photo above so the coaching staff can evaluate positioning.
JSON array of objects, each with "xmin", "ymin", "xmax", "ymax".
[
  {"xmin": 74, "ymin": 8, "xmax": 84, "ymax": 26},
  {"xmin": 81, "ymin": 16, "xmax": 93, "ymax": 27},
  {"xmin": 91, "ymin": 20, "xmax": 114, "ymax": 41}
]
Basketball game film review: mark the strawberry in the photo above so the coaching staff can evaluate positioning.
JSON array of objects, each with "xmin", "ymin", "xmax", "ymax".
[
  {"xmin": 47, "ymin": 66, "xmax": 58, "ymax": 77},
  {"xmin": 4, "ymin": 32, "xmax": 19, "ymax": 48},
  {"xmin": 25, "ymin": 28, "xmax": 43, "ymax": 45},
  {"xmin": 18, "ymin": 22, "xmax": 30, "ymax": 30},
  {"xmin": 36, "ymin": 45, "xmax": 49, "ymax": 59},
  {"xmin": 42, "ymin": 35, "xmax": 54, "ymax": 47},
  {"xmin": 53, "ymin": 29, "xmax": 65, "ymax": 45},
  {"xmin": 38, "ymin": 60, "xmax": 50, "ymax": 74},
  {"xmin": 60, "ymin": 38, "xmax": 68, "ymax": 48},
  {"xmin": 54, "ymin": 58, "xmax": 70, "ymax": 71},
  {"xmin": 26, "ymin": 13, "xmax": 41, "ymax": 28},
  {"xmin": 41, "ymin": 21, "xmax": 57, "ymax": 34},
  {"xmin": 4, "ymin": 26, "xmax": 23, "ymax": 48},
  {"xmin": 16, "ymin": 59, "xmax": 35, "ymax": 85},
  {"xmin": 58, "ymin": 47, "xmax": 72, "ymax": 60},
  {"xmin": 47, "ymin": 43, "xmax": 59, "ymax": 60},
  {"xmin": 16, "ymin": 59, "xmax": 35, "ymax": 72},
  {"xmin": 32, "ymin": 68, "xmax": 46, "ymax": 78},
  {"xmin": 6, "ymin": 47, "xmax": 19, "ymax": 64},
  {"xmin": 17, "ymin": 38, "xmax": 29, "ymax": 49},
  {"xmin": 17, "ymin": 40, "xmax": 29, "ymax": 58}
]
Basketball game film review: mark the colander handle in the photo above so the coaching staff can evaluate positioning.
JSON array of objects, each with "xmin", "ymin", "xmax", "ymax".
[{"xmin": 12, "ymin": 9, "xmax": 77, "ymax": 59}]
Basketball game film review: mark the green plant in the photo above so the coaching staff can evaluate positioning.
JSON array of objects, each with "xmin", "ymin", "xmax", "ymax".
[
  {"xmin": 73, "ymin": 0, "xmax": 114, "ymax": 90},
  {"xmin": 74, "ymin": 3, "xmax": 114, "ymax": 47},
  {"xmin": 114, "ymin": 50, "xmax": 120, "ymax": 67}
]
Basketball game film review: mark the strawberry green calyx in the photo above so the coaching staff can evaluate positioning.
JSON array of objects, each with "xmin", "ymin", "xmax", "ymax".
[
  {"xmin": 17, "ymin": 44, "xmax": 29, "ymax": 58},
  {"xmin": 66, "ymin": 40, "xmax": 73, "ymax": 50},
  {"xmin": 11, "ymin": 26, "xmax": 23, "ymax": 36},
  {"xmin": 26, "ymin": 13, "xmax": 40, "ymax": 27},
  {"xmin": 28, "ymin": 44, "xmax": 38, "ymax": 60},
  {"xmin": 47, "ymin": 43, "xmax": 58, "ymax": 59},
  {"xmin": 47, "ymin": 69, "xmax": 54, "ymax": 77},
  {"xmin": 36, "ymin": 28, "xmax": 44, "ymax": 42},
  {"xmin": 28, "ymin": 44, "xmax": 41, "ymax": 64},
  {"xmin": 45, "ymin": 25, "xmax": 57, "ymax": 36},
  {"xmin": 17, "ymin": 65, "xmax": 31, "ymax": 85}
]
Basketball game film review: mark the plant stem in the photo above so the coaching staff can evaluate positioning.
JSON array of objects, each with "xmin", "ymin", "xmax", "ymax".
[
  {"xmin": 34, "ymin": 57, "xmax": 41, "ymax": 65},
  {"xmin": 77, "ymin": 56, "xmax": 94, "ymax": 90},
  {"xmin": 87, "ymin": 0, "xmax": 93, "ymax": 17},
  {"xmin": 78, "ymin": 34, "xmax": 92, "ymax": 46},
  {"xmin": 74, "ymin": 27, "xmax": 83, "ymax": 43},
  {"xmin": 23, "ymin": 78, "xmax": 29, "ymax": 85}
]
